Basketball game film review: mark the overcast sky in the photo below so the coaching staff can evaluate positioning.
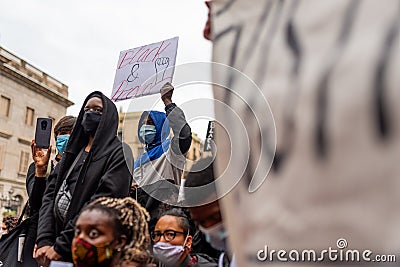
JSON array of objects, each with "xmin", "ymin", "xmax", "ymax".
[{"xmin": 0, "ymin": 0, "xmax": 213, "ymax": 138}]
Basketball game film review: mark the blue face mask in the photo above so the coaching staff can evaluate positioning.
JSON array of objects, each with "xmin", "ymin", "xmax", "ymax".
[
  {"xmin": 198, "ymin": 222, "xmax": 227, "ymax": 251},
  {"xmin": 56, "ymin": 134, "xmax": 70, "ymax": 155},
  {"xmin": 139, "ymin": 125, "xmax": 156, "ymax": 144}
]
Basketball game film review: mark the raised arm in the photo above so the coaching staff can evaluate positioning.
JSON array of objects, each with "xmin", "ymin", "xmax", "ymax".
[{"xmin": 160, "ymin": 82, "xmax": 192, "ymax": 155}]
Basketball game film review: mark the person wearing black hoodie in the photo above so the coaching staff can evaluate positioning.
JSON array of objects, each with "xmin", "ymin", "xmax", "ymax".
[{"xmin": 34, "ymin": 92, "xmax": 133, "ymax": 266}]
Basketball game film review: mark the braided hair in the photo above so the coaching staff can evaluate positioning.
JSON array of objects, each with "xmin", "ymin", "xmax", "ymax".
[
  {"xmin": 82, "ymin": 197, "xmax": 153, "ymax": 265},
  {"xmin": 2, "ymin": 215, "xmax": 18, "ymax": 233}
]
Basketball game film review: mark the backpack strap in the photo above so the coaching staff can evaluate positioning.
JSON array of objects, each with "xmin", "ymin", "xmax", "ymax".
[{"xmin": 17, "ymin": 201, "xmax": 29, "ymax": 224}]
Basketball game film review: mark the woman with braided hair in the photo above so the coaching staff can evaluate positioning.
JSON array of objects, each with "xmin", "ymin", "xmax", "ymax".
[{"xmin": 72, "ymin": 196, "xmax": 154, "ymax": 267}]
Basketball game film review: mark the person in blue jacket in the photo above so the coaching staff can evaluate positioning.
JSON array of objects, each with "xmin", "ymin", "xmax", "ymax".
[{"xmin": 132, "ymin": 82, "xmax": 192, "ymax": 232}]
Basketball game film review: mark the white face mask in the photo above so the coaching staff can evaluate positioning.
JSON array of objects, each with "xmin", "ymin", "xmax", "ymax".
[
  {"xmin": 198, "ymin": 222, "xmax": 227, "ymax": 251},
  {"xmin": 153, "ymin": 233, "xmax": 189, "ymax": 266}
]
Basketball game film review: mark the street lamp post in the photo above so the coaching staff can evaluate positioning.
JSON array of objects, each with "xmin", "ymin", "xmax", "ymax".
[{"xmin": 0, "ymin": 189, "xmax": 22, "ymax": 214}]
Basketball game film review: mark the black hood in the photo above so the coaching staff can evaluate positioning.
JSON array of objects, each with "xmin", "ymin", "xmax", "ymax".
[{"xmin": 64, "ymin": 91, "xmax": 119, "ymax": 160}]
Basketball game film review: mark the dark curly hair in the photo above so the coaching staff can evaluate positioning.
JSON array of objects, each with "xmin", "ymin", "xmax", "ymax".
[
  {"xmin": 159, "ymin": 208, "xmax": 191, "ymax": 235},
  {"xmin": 2, "ymin": 215, "xmax": 18, "ymax": 233},
  {"xmin": 54, "ymin": 115, "xmax": 76, "ymax": 140}
]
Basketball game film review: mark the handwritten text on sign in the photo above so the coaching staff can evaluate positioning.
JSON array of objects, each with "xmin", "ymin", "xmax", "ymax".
[
  {"xmin": 204, "ymin": 120, "xmax": 215, "ymax": 152},
  {"xmin": 111, "ymin": 37, "xmax": 178, "ymax": 101}
]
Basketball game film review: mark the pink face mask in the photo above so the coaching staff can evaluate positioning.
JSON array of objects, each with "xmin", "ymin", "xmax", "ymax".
[{"xmin": 153, "ymin": 233, "xmax": 189, "ymax": 266}]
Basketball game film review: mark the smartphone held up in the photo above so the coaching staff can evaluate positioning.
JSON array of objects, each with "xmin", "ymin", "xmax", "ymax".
[{"xmin": 34, "ymin": 118, "xmax": 52, "ymax": 148}]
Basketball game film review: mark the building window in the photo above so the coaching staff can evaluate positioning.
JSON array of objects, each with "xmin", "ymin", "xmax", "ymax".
[
  {"xmin": 0, "ymin": 96, "xmax": 11, "ymax": 117},
  {"xmin": 25, "ymin": 107, "xmax": 34, "ymax": 126},
  {"xmin": 193, "ymin": 147, "xmax": 197, "ymax": 160},
  {"xmin": 0, "ymin": 143, "xmax": 4, "ymax": 170},
  {"xmin": 19, "ymin": 151, "xmax": 30, "ymax": 174},
  {"xmin": 12, "ymin": 195, "xmax": 23, "ymax": 215}
]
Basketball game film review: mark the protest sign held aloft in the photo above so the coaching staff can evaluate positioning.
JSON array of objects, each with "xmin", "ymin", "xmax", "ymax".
[{"xmin": 111, "ymin": 36, "xmax": 178, "ymax": 101}]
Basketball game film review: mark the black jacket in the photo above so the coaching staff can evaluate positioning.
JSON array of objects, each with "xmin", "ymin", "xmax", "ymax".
[
  {"xmin": 27, "ymin": 160, "xmax": 57, "ymax": 216},
  {"xmin": 36, "ymin": 91, "xmax": 133, "ymax": 261},
  {"xmin": 14, "ymin": 162, "xmax": 55, "ymax": 267},
  {"xmin": 192, "ymin": 253, "xmax": 218, "ymax": 267},
  {"xmin": 157, "ymin": 253, "xmax": 217, "ymax": 267}
]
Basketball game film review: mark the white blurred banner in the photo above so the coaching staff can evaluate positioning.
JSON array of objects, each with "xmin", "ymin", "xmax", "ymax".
[{"xmin": 212, "ymin": 0, "xmax": 400, "ymax": 266}]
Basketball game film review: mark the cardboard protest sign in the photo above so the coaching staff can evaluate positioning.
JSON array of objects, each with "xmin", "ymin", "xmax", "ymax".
[{"xmin": 111, "ymin": 37, "xmax": 178, "ymax": 101}]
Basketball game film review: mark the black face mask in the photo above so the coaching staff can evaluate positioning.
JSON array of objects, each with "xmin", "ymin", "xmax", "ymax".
[{"xmin": 81, "ymin": 110, "xmax": 101, "ymax": 136}]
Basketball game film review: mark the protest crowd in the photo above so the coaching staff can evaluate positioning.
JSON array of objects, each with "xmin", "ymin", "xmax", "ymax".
[
  {"xmin": 0, "ymin": 81, "xmax": 231, "ymax": 267},
  {"xmin": 0, "ymin": 2, "xmax": 231, "ymax": 266}
]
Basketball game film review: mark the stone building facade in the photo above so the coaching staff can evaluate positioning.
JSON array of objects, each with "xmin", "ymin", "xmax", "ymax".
[{"xmin": 0, "ymin": 46, "xmax": 73, "ymax": 218}]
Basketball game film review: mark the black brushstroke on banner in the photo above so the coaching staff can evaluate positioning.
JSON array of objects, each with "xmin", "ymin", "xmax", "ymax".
[
  {"xmin": 374, "ymin": 3, "xmax": 400, "ymax": 139},
  {"xmin": 273, "ymin": 0, "xmax": 302, "ymax": 172},
  {"xmin": 315, "ymin": 0, "xmax": 360, "ymax": 158}
]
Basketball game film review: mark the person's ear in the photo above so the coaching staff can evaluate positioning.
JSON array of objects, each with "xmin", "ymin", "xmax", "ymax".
[
  {"xmin": 115, "ymin": 235, "xmax": 127, "ymax": 251},
  {"xmin": 185, "ymin": 235, "xmax": 193, "ymax": 250}
]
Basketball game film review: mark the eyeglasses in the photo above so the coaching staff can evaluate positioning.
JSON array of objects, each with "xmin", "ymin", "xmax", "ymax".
[{"xmin": 151, "ymin": 230, "xmax": 186, "ymax": 242}]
